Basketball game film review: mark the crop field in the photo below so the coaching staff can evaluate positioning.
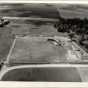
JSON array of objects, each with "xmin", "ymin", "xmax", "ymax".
[{"xmin": 0, "ymin": 4, "xmax": 59, "ymax": 18}]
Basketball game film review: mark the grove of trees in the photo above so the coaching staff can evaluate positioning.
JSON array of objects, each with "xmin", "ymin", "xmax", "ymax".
[{"xmin": 54, "ymin": 17, "xmax": 88, "ymax": 52}]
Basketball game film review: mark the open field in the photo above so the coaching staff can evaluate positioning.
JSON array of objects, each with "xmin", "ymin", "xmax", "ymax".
[
  {"xmin": 0, "ymin": 4, "xmax": 59, "ymax": 19},
  {"xmin": 1, "ymin": 4, "xmax": 88, "ymax": 19},
  {"xmin": 1, "ymin": 67, "xmax": 81, "ymax": 82},
  {"xmin": 6, "ymin": 36, "xmax": 88, "ymax": 65},
  {"xmin": 7, "ymin": 36, "xmax": 68, "ymax": 65},
  {"xmin": 54, "ymin": 4, "xmax": 88, "ymax": 19}
]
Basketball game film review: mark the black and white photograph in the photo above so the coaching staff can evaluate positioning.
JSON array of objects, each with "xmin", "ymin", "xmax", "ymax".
[{"xmin": 0, "ymin": 3, "xmax": 88, "ymax": 82}]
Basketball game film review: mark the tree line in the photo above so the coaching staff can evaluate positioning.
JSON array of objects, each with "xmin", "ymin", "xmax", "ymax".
[{"xmin": 54, "ymin": 17, "xmax": 88, "ymax": 52}]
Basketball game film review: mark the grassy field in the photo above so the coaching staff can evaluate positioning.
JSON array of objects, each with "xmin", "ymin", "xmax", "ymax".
[
  {"xmin": 8, "ymin": 36, "xmax": 68, "ymax": 65},
  {"xmin": 1, "ymin": 67, "xmax": 81, "ymax": 82},
  {"xmin": 0, "ymin": 4, "xmax": 59, "ymax": 19},
  {"xmin": 54, "ymin": 4, "xmax": 88, "ymax": 19}
]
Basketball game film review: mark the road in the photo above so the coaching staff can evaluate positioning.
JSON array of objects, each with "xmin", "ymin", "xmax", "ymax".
[{"xmin": 3, "ymin": 17, "xmax": 58, "ymax": 23}]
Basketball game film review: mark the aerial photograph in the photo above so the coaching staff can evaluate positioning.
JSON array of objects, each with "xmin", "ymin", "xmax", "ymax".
[{"xmin": 0, "ymin": 3, "xmax": 88, "ymax": 82}]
